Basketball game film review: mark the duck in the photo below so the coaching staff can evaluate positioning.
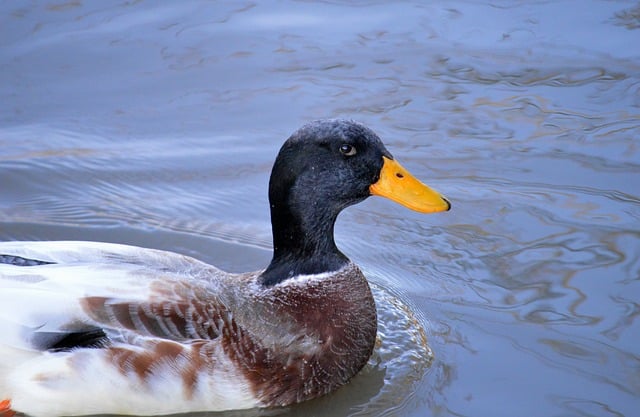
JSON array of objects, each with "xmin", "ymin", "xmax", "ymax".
[{"xmin": 0, "ymin": 119, "xmax": 450, "ymax": 417}]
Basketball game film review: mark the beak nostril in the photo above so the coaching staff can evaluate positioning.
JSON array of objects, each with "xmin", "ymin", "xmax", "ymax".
[{"xmin": 395, "ymin": 172, "xmax": 404, "ymax": 179}]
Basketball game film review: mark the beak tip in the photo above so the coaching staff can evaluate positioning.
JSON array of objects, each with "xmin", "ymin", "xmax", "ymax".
[{"xmin": 443, "ymin": 197, "xmax": 452, "ymax": 211}]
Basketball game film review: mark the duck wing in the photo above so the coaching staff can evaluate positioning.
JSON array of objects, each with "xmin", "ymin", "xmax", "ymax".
[
  {"xmin": 0, "ymin": 242, "xmax": 258, "ymax": 416},
  {"xmin": 0, "ymin": 241, "xmax": 226, "ymax": 351}
]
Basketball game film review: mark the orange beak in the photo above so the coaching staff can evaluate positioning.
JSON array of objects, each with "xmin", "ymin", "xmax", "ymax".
[{"xmin": 370, "ymin": 156, "xmax": 451, "ymax": 213}]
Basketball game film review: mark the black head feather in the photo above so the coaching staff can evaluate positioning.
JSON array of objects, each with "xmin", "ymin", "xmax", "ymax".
[{"xmin": 261, "ymin": 119, "xmax": 393, "ymax": 286}]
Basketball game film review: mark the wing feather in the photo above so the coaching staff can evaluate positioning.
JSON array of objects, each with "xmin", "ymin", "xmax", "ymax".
[
  {"xmin": 0, "ymin": 241, "xmax": 261, "ymax": 415},
  {"xmin": 0, "ymin": 241, "xmax": 227, "ymax": 352}
]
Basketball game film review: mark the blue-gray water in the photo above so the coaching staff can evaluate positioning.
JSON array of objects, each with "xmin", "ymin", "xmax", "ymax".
[{"xmin": 1, "ymin": 1, "xmax": 639, "ymax": 416}]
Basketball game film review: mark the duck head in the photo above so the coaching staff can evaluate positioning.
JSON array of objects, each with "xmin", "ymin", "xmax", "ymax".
[{"xmin": 260, "ymin": 119, "xmax": 450, "ymax": 286}]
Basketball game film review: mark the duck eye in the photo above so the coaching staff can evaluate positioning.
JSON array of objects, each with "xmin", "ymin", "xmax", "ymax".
[{"xmin": 339, "ymin": 144, "xmax": 357, "ymax": 156}]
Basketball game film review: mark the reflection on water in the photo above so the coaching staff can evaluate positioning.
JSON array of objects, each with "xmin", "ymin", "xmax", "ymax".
[{"xmin": 1, "ymin": 1, "xmax": 639, "ymax": 416}]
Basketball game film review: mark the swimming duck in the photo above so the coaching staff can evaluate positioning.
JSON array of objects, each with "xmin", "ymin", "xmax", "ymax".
[{"xmin": 0, "ymin": 119, "xmax": 450, "ymax": 417}]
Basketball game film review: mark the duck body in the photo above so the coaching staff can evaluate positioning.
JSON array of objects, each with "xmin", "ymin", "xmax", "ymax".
[
  {"xmin": 0, "ymin": 120, "xmax": 449, "ymax": 417},
  {"xmin": 0, "ymin": 241, "xmax": 376, "ymax": 416}
]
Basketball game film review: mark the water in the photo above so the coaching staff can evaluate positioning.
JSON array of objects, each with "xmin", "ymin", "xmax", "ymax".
[{"xmin": 1, "ymin": 1, "xmax": 639, "ymax": 416}]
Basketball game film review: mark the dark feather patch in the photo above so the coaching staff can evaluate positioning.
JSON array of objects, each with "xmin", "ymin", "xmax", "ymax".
[
  {"xmin": 32, "ymin": 328, "xmax": 109, "ymax": 352},
  {"xmin": 0, "ymin": 254, "xmax": 55, "ymax": 266}
]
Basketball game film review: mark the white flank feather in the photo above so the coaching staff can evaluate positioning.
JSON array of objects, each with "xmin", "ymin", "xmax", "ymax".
[{"xmin": 0, "ymin": 241, "xmax": 259, "ymax": 417}]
